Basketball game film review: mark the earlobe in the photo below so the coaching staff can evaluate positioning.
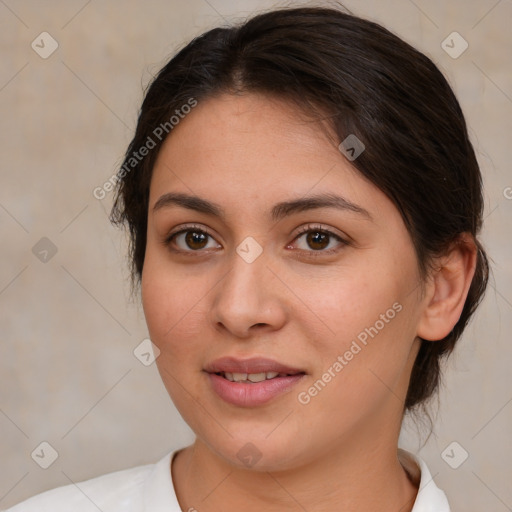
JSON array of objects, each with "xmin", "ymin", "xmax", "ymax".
[{"xmin": 416, "ymin": 233, "xmax": 478, "ymax": 342}]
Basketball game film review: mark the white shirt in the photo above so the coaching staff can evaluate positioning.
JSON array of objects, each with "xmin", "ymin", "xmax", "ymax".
[{"xmin": 3, "ymin": 448, "xmax": 450, "ymax": 511}]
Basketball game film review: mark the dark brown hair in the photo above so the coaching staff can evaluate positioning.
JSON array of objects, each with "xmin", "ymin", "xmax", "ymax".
[{"xmin": 110, "ymin": 5, "xmax": 489, "ymax": 413}]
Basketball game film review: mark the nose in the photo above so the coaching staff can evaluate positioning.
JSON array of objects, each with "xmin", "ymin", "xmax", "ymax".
[{"xmin": 210, "ymin": 249, "xmax": 288, "ymax": 338}]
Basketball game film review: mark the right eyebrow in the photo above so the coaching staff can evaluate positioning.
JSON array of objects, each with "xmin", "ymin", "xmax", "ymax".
[{"xmin": 153, "ymin": 192, "xmax": 224, "ymax": 217}]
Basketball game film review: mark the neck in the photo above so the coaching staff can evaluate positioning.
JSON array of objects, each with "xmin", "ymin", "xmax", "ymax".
[{"xmin": 172, "ymin": 427, "xmax": 419, "ymax": 512}]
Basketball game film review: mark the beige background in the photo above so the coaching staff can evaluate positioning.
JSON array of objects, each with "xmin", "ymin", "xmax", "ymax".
[{"xmin": 0, "ymin": 0, "xmax": 511, "ymax": 510}]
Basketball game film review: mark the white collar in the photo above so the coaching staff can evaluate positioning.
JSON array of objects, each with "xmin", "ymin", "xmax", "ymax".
[{"xmin": 399, "ymin": 448, "xmax": 451, "ymax": 511}]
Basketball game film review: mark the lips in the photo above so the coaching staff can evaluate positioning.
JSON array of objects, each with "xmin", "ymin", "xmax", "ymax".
[
  {"xmin": 203, "ymin": 356, "xmax": 307, "ymax": 406},
  {"xmin": 203, "ymin": 356, "xmax": 306, "ymax": 376}
]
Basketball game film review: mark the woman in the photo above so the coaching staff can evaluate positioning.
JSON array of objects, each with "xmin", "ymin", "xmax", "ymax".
[{"xmin": 6, "ymin": 5, "xmax": 489, "ymax": 511}]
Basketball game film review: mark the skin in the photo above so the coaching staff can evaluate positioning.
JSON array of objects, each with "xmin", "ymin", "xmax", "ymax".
[{"xmin": 141, "ymin": 92, "xmax": 477, "ymax": 512}]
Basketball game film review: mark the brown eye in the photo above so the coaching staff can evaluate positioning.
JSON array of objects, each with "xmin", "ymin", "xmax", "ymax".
[
  {"xmin": 165, "ymin": 226, "xmax": 221, "ymax": 253},
  {"xmin": 305, "ymin": 231, "xmax": 330, "ymax": 250},
  {"xmin": 291, "ymin": 224, "xmax": 348, "ymax": 256},
  {"xmin": 183, "ymin": 231, "xmax": 209, "ymax": 250}
]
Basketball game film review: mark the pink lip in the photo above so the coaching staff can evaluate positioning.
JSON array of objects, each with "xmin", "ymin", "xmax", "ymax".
[
  {"xmin": 204, "ymin": 356, "xmax": 305, "ymax": 375},
  {"xmin": 206, "ymin": 372, "xmax": 306, "ymax": 407},
  {"xmin": 203, "ymin": 356, "xmax": 307, "ymax": 407}
]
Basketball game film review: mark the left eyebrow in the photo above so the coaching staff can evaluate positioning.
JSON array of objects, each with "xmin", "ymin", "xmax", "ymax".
[
  {"xmin": 152, "ymin": 192, "xmax": 373, "ymax": 222},
  {"xmin": 270, "ymin": 193, "xmax": 373, "ymax": 222}
]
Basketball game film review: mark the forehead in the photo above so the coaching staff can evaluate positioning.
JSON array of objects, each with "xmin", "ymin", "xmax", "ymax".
[
  {"xmin": 149, "ymin": 93, "xmax": 388, "ymax": 222},
  {"xmin": 156, "ymin": 93, "xmax": 338, "ymax": 167}
]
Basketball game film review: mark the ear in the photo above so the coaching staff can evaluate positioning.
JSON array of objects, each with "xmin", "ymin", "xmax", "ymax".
[{"xmin": 416, "ymin": 233, "xmax": 478, "ymax": 342}]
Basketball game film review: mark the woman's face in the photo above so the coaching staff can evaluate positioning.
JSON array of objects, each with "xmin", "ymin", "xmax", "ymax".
[{"xmin": 142, "ymin": 93, "xmax": 426, "ymax": 470}]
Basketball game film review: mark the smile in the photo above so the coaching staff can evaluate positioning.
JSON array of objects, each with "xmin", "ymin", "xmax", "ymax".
[{"xmin": 215, "ymin": 371, "xmax": 300, "ymax": 383}]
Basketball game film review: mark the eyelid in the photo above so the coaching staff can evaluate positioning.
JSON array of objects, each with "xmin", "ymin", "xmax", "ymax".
[
  {"xmin": 164, "ymin": 223, "xmax": 215, "ymax": 242},
  {"xmin": 292, "ymin": 223, "xmax": 347, "ymax": 242}
]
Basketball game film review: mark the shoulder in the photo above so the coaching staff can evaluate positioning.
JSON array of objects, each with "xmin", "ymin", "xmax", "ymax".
[{"xmin": 3, "ymin": 455, "xmax": 167, "ymax": 512}]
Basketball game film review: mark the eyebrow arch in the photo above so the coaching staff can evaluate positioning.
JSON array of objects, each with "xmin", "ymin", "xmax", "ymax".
[{"xmin": 152, "ymin": 192, "xmax": 373, "ymax": 222}]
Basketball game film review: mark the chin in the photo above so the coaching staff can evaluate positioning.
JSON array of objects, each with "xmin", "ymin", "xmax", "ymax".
[{"xmin": 202, "ymin": 433, "xmax": 309, "ymax": 472}]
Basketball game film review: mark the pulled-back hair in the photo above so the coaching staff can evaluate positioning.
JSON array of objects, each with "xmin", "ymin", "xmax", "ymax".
[{"xmin": 110, "ymin": 5, "xmax": 489, "ymax": 412}]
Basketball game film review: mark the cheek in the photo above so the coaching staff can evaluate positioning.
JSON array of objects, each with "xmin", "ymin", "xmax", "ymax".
[
  {"xmin": 298, "ymin": 256, "xmax": 418, "ymax": 398},
  {"xmin": 141, "ymin": 264, "xmax": 209, "ymax": 422},
  {"xmin": 141, "ymin": 259, "xmax": 171, "ymax": 343},
  {"xmin": 295, "ymin": 264, "xmax": 399, "ymax": 349},
  {"xmin": 141, "ymin": 251, "xmax": 212, "ymax": 362},
  {"xmin": 141, "ymin": 261, "xmax": 219, "ymax": 437},
  {"xmin": 296, "ymin": 304, "xmax": 414, "ymax": 439}
]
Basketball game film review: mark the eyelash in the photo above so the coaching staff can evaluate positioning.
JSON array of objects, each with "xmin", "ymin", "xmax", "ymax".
[{"xmin": 163, "ymin": 223, "xmax": 349, "ymax": 258}]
